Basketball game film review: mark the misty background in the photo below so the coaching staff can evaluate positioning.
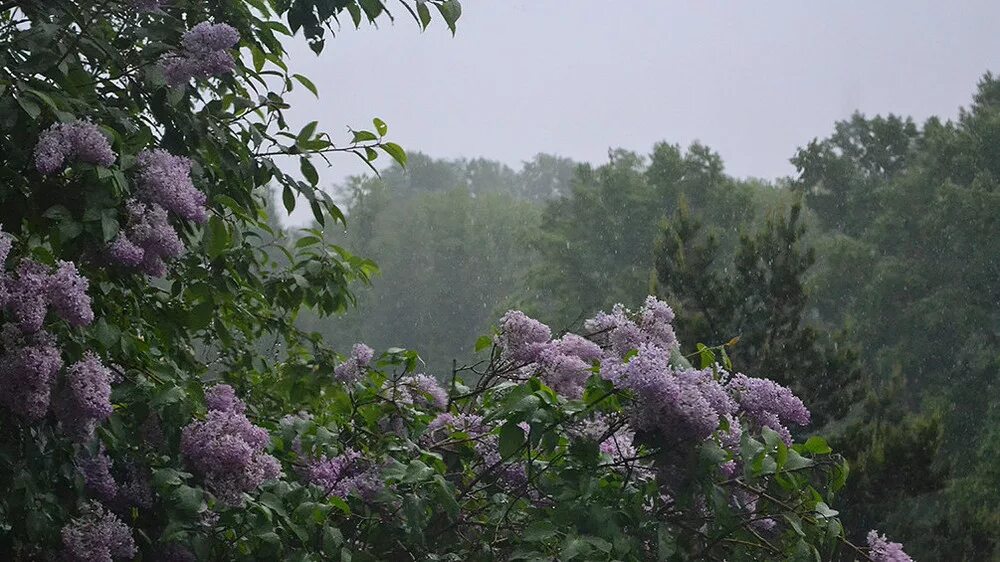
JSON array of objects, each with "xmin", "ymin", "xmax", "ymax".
[{"xmin": 278, "ymin": 0, "xmax": 1000, "ymax": 225}]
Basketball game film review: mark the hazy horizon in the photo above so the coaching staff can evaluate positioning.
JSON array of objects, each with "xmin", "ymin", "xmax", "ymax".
[{"xmin": 278, "ymin": 0, "xmax": 1000, "ymax": 225}]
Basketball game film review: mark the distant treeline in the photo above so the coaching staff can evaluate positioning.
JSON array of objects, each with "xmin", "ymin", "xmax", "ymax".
[{"xmin": 290, "ymin": 74, "xmax": 1000, "ymax": 560}]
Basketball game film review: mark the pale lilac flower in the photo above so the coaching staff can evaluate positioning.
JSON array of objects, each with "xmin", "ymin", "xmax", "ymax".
[
  {"xmin": 161, "ymin": 22, "xmax": 240, "ymax": 86},
  {"xmin": 34, "ymin": 121, "xmax": 116, "ymax": 174},
  {"xmin": 79, "ymin": 449, "xmax": 118, "ymax": 503},
  {"xmin": 205, "ymin": 383, "xmax": 245, "ymax": 413},
  {"xmin": 61, "ymin": 502, "xmax": 136, "ymax": 562},
  {"xmin": 391, "ymin": 374, "xmax": 448, "ymax": 409},
  {"xmin": 334, "ymin": 343, "xmax": 375, "ymax": 383},
  {"xmin": 0, "ymin": 328, "xmax": 62, "ymax": 420},
  {"xmin": 301, "ymin": 448, "xmax": 382, "ymax": 501},
  {"xmin": 182, "ymin": 22, "xmax": 240, "ymax": 54},
  {"xmin": 136, "ymin": 149, "xmax": 208, "ymax": 223},
  {"xmin": 47, "ymin": 260, "xmax": 94, "ymax": 327},
  {"xmin": 867, "ymin": 530, "xmax": 914, "ymax": 562},
  {"xmin": 536, "ymin": 333, "xmax": 602, "ymax": 398},
  {"xmin": 7, "ymin": 260, "xmax": 52, "ymax": 333},
  {"xmin": 497, "ymin": 310, "xmax": 551, "ymax": 363},
  {"xmin": 106, "ymin": 235, "xmax": 144, "ymax": 268},
  {"xmin": 58, "ymin": 352, "xmax": 116, "ymax": 441},
  {"xmin": 181, "ymin": 389, "xmax": 281, "ymax": 505},
  {"xmin": 109, "ymin": 200, "xmax": 184, "ymax": 276},
  {"xmin": 728, "ymin": 374, "xmax": 810, "ymax": 445}
]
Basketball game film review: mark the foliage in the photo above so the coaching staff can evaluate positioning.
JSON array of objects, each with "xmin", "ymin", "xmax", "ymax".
[
  {"xmin": 653, "ymin": 201, "xmax": 861, "ymax": 427},
  {"xmin": 530, "ymin": 143, "xmax": 789, "ymax": 329}
]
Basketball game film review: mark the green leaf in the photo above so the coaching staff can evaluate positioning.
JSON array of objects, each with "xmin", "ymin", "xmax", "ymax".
[
  {"xmin": 293, "ymin": 74, "xmax": 319, "ymax": 97},
  {"xmin": 251, "ymin": 45, "xmax": 265, "ymax": 72},
  {"xmin": 498, "ymin": 422, "xmax": 525, "ymax": 458},
  {"xmin": 381, "ymin": 142, "xmax": 407, "ymax": 166},
  {"xmin": 803, "ymin": 435, "xmax": 832, "ymax": 455},
  {"xmin": 475, "ymin": 335, "xmax": 493, "ymax": 352},
  {"xmin": 417, "ymin": 1, "xmax": 431, "ymax": 28},
  {"xmin": 297, "ymin": 121, "xmax": 319, "ymax": 144},
  {"xmin": 373, "ymin": 117, "xmax": 387, "ymax": 136},
  {"xmin": 435, "ymin": 0, "xmax": 462, "ymax": 34},
  {"xmin": 351, "ymin": 130, "xmax": 378, "ymax": 143},
  {"xmin": 189, "ymin": 301, "xmax": 215, "ymax": 331},
  {"xmin": 16, "ymin": 96, "xmax": 41, "ymax": 119},
  {"xmin": 523, "ymin": 520, "xmax": 557, "ymax": 542},
  {"xmin": 282, "ymin": 185, "xmax": 296, "ymax": 213},
  {"xmin": 300, "ymin": 156, "xmax": 319, "ymax": 185},
  {"xmin": 204, "ymin": 215, "xmax": 230, "ymax": 259}
]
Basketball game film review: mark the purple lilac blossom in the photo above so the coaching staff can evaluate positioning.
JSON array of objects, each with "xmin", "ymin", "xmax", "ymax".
[
  {"xmin": 7, "ymin": 260, "xmax": 52, "ymax": 333},
  {"xmin": 535, "ymin": 332, "xmax": 602, "ymax": 398},
  {"xmin": 34, "ymin": 121, "xmax": 116, "ymax": 174},
  {"xmin": 4, "ymin": 259, "xmax": 93, "ymax": 333},
  {"xmin": 585, "ymin": 298, "xmax": 679, "ymax": 359},
  {"xmin": 637, "ymin": 296, "xmax": 678, "ymax": 351},
  {"xmin": 183, "ymin": 22, "xmax": 240, "ymax": 53},
  {"xmin": 497, "ymin": 310, "xmax": 552, "ymax": 363},
  {"xmin": 181, "ymin": 388, "xmax": 281, "ymax": 505},
  {"xmin": 161, "ymin": 22, "xmax": 240, "ymax": 86},
  {"xmin": 204, "ymin": 383, "xmax": 245, "ymax": 413},
  {"xmin": 334, "ymin": 343, "xmax": 375, "ymax": 383},
  {"xmin": 47, "ymin": 260, "xmax": 94, "ymax": 327},
  {"xmin": 136, "ymin": 149, "xmax": 208, "ymax": 223},
  {"xmin": 867, "ymin": 530, "xmax": 915, "ymax": 562},
  {"xmin": 392, "ymin": 373, "xmax": 448, "ymax": 409},
  {"xmin": 0, "ymin": 327, "xmax": 63, "ymax": 420},
  {"xmin": 57, "ymin": 352, "xmax": 116, "ymax": 441},
  {"xmin": 301, "ymin": 448, "xmax": 382, "ymax": 501},
  {"xmin": 728, "ymin": 374, "xmax": 810, "ymax": 445},
  {"xmin": 605, "ymin": 344, "xmax": 730, "ymax": 443},
  {"xmin": 78, "ymin": 448, "xmax": 119, "ymax": 503},
  {"xmin": 109, "ymin": 200, "xmax": 184, "ymax": 276},
  {"xmin": 61, "ymin": 502, "xmax": 136, "ymax": 562}
]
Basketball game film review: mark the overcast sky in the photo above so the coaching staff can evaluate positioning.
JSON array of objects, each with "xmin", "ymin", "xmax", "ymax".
[{"xmin": 279, "ymin": 0, "xmax": 1000, "ymax": 224}]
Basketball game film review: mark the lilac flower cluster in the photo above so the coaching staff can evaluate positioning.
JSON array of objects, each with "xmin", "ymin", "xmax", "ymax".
[
  {"xmin": 585, "ymin": 296, "xmax": 678, "ymax": 359},
  {"xmin": 0, "ymin": 327, "xmax": 62, "ymax": 420},
  {"xmin": 107, "ymin": 199, "xmax": 184, "ymax": 276},
  {"xmin": 497, "ymin": 310, "xmax": 551, "ymax": 363},
  {"xmin": 728, "ymin": 374, "xmax": 810, "ymax": 445},
  {"xmin": 34, "ymin": 120, "xmax": 116, "ymax": 174},
  {"xmin": 61, "ymin": 502, "xmax": 136, "ymax": 562},
  {"xmin": 300, "ymin": 448, "xmax": 382, "ymax": 501},
  {"xmin": 386, "ymin": 373, "xmax": 448, "ymax": 409},
  {"xmin": 2, "ymin": 258, "xmax": 93, "ymax": 334},
  {"xmin": 610, "ymin": 345, "xmax": 735, "ymax": 442},
  {"xmin": 161, "ymin": 22, "xmax": 240, "ymax": 86},
  {"xmin": 534, "ymin": 333, "xmax": 602, "ymax": 399},
  {"xmin": 180, "ymin": 384, "xmax": 281, "ymax": 505},
  {"xmin": 334, "ymin": 343, "xmax": 375, "ymax": 383},
  {"xmin": 79, "ymin": 448, "xmax": 119, "ymax": 503},
  {"xmin": 57, "ymin": 352, "xmax": 117, "ymax": 442},
  {"xmin": 867, "ymin": 530, "xmax": 915, "ymax": 562},
  {"xmin": 136, "ymin": 149, "xmax": 208, "ymax": 223}
]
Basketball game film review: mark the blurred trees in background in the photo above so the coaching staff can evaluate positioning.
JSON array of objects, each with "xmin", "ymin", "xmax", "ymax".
[{"xmin": 296, "ymin": 74, "xmax": 1000, "ymax": 559}]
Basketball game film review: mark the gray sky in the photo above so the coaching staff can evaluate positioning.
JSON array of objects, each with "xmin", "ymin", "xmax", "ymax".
[{"xmin": 280, "ymin": 0, "xmax": 1000, "ymax": 225}]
